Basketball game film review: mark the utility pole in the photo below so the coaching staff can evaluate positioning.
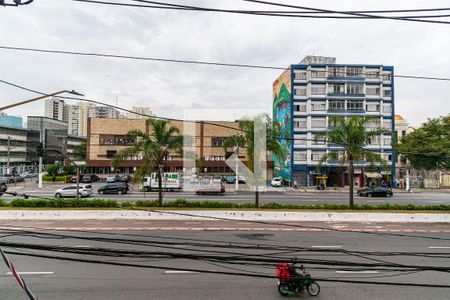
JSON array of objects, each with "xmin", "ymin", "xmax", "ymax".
[
  {"xmin": 6, "ymin": 136, "xmax": 10, "ymax": 175},
  {"xmin": 234, "ymin": 145, "xmax": 239, "ymax": 191}
]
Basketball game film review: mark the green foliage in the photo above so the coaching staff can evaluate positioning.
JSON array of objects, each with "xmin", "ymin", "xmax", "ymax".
[
  {"xmin": 0, "ymin": 199, "xmax": 7, "ymax": 207},
  {"xmin": 113, "ymin": 118, "xmax": 183, "ymax": 206},
  {"xmin": 73, "ymin": 141, "xmax": 87, "ymax": 160},
  {"xmin": 46, "ymin": 164, "xmax": 62, "ymax": 177},
  {"xmin": 42, "ymin": 175, "xmax": 72, "ymax": 182},
  {"xmin": 9, "ymin": 198, "xmax": 119, "ymax": 208},
  {"xmin": 395, "ymin": 114, "xmax": 450, "ymax": 170},
  {"xmin": 121, "ymin": 201, "xmax": 133, "ymax": 208}
]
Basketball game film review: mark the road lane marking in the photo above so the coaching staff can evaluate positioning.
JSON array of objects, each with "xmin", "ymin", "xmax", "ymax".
[
  {"xmin": 164, "ymin": 270, "xmax": 197, "ymax": 274},
  {"xmin": 336, "ymin": 271, "xmax": 378, "ymax": 274},
  {"xmin": 6, "ymin": 272, "xmax": 54, "ymax": 275},
  {"xmin": 311, "ymin": 245, "xmax": 342, "ymax": 248},
  {"xmin": 74, "ymin": 245, "xmax": 90, "ymax": 248},
  {"xmin": 185, "ymin": 222, "xmax": 202, "ymax": 225},
  {"xmin": 367, "ymin": 200, "xmax": 384, "ymax": 203},
  {"xmin": 429, "ymin": 246, "xmax": 450, "ymax": 249}
]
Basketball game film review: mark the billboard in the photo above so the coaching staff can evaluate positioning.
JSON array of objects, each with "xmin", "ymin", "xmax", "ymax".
[{"xmin": 272, "ymin": 69, "xmax": 292, "ymax": 182}]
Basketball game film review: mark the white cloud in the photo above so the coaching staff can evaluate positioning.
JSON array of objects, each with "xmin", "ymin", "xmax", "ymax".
[{"xmin": 0, "ymin": 0, "xmax": 449, "ymax": 127}]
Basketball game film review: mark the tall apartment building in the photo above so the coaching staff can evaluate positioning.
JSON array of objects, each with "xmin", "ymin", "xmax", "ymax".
[
  {"xmin": 127, "ymin": 106, "xmax": 152, "ymax": 119},
  {"xmin": 88, "ymin": 106, "xmax": 122, "ymax": 119},
  {"xmin": 44, "ymin": 98, "xmax": 68, "ymax": 122},
  {"xmin": 273, "ymin": 56, "xmax": 395, "ymax": 187}
]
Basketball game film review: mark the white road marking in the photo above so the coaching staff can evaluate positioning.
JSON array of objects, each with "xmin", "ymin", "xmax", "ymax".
[
  {"xmin": 429, "ymin": 246, "xmax": 450, "ymax": 249},
  {"xmin": 367, "ymin": 200, "xmax": 384, "ymax": 203},
  {"xmin": 311, "ymin": 245, "xmax": 342, "ymax": 248},
  {"xmin": 336, "ymin": 271, "xmax": 378, "ymax": 274},
  {"xmin": 164, "ymin": 270, "xmax": 197, "ymax": 274},
  {"xmin": 6, "ymin": 272, "xmax": 54, "ymax": 275},
  {"xmin": 74, "ymin": 245, "xmax": 90, "ymax": 248}
]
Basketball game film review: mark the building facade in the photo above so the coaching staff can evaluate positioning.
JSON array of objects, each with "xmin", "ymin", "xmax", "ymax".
[
  {"xmin": 0, "ymin": 115, "xmax": 23, "ymax": 129},
  {"xmin": 127, "ymin": 106, "xmax": 152, "ymax": 119},
  {"xmin": 44, "ymin": 97, "xmax": 68, "ymax": 122},
  {"xmin": 273, "ymin": 56, "xmax": 395, "ymax": 187},
  {"xmin": 89, "ymin": 106, "xmax": 122, "ymax": 119},
  {"xmin": 85, "ymin": 118, "xmax": 272, "ymax": 176}
]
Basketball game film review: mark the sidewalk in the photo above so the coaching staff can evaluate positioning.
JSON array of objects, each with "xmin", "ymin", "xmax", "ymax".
[
  {"xmin": 293, "ymin": 187, "xmax": 450, "ymax": 193},
  {"xmin": 0, "ymin": 209, "xmax": 449, "ymax": 223}
]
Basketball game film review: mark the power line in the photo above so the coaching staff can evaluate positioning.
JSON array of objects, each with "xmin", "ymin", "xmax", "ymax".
[
  {"xmin": 71, "ymin": 0, "xmax": 450, "ymax": 24},
  {"xmin": 1, "ymin": 45, "xmax": 450, "ymax": 82}
]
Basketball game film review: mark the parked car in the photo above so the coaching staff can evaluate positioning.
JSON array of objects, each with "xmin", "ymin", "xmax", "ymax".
[
  {"xmin": 271, "ymin": 177, "xmax": 282, "ymax": 187},
  {"xmin": 119, "ymin": 175, "xmax": 132, "ymax": 183},
  {"xmin": 69, "ymin": 175, "xmax": 83, "ymax": 183},
  {"xmin": 226, "ymin": 176, "xmax": 235, "ymax": 184},
  {"xmin": 357, "ymin": 186, "xmax": 393, "ymax": 197},
  {"xmin": 55, "ymin": 184, "xmax": 93, "ymax": 198},
  {"xmin": 212, "ymin": 176, "xmax": 222, "ymax": 184},
  {"xmin": 0, "ymin": 181, "xmax": 7, "ymax": 196},
  {"xmin": 0, "ymin": 174, "xmax": 24, "ymax": 183},
  {"xmin": 195, "ymin": 180, "xmax": 225, "ymax": 195},
  {"xmin": 81, "ymin": 174, "xmax": 101, "ymax": 183},
  {"xmin": 237, "ymin": 176, "xmax": 246, "ymax": 184},
  {"xmin": 106, "ymin": 175, "xmax": 119, "ymax": 183},
  {"xmin": 98, "ymin": 182, "xmax": 129, "ymax": 195}
]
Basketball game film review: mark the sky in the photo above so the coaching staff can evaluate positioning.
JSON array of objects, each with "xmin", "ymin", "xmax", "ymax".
[{"xmin": 0, "ymin": 0, "xmax": 449, "ymax": 127}]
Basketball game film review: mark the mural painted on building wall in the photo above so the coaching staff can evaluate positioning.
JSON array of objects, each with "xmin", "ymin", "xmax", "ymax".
[{"xmin": 273, "ymin": 69, "xmax": 292, "ymax": 182}]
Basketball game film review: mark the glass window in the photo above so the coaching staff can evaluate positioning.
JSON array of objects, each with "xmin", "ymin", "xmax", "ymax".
[
  {"xmin": 294, "ymin": 103, "xmax": 307, "ymax": 112},
  {"xmin": 347, "ymin": 100, "xmax": 364, "ymax": 111},
  {"xmin": 366, "ymin": 103, "xmax": 380, "ymax": 112},
  {"xmin": 383, "ymin": 88, "xmax": 392, "ymax": 97},
  {"xmin": 311, "ymin": 101, "xmax": 326, "ymax": 111},
  {"xmin": 346, "ymin": 67, "xmax": 363, "ymax": 77},
  {"xmin": 311, "ymin": 151, "xmax": 325, "ymax": 161},
  {"xmin": 365, "ymin": 71, "xmax": 380, "ymax": 79},
  {"xmin": 328, "ymin": 67, "xmax": 345, "ymax": 78},
  {"xmin": 311, "ymin": 70, "xmax": 325, "ymax": 78},
  {"xmin": 311, "ymin": 134, "xmax": 326, "ymax": 145},
  {"xmin": 294, "ymin": 87, "xmax": 307, "ymax": 96},
  {"xmin": 383, "ymin": 103, "xmax": 392, "ymax": 114},
  {"xmin": 211, "ymin": 137, "xmax": 225, "ymax": 147},
  {"xmin": 383, "ymin": 120, "xmax": 392, "ymax": 130},
  {"xmin": 311, "ymin": 117, "xmax": 326, "ymax": 129},
  {"xmin": 328, "ymin": 100, "xmax": 345, "ymax": 111},
  {"xmin": 382, "ymin": 73, "xmax": 392, "ymax": 81},
  {"xmin": 294, "ymin": 151, "xmax": 307, "ymax": 161},
  {"xmin": 311, "ymin": 84, "xmax": 326, "ymax": 95},
  {"xmin": 328, "ymin": 83, "xmax": 345, "ymax": 95},
  {"xmin": 294, "ymin": 135, "xmax": 307, "ymax": 146},
  {"xmin": 366, "ymin": 86, "xmax": 380, "ymax": 96},
  {"xmin": 383, "ymin": 135, "xmax": 392, "ymax": 146},
  {"xmin": 294, "ymin": 72, "xmax": 306, "ymax": 80},
  {"xmin": 346, "ymin": 84, "xmax": 364, "ymax": 95},
  {"xmin": 294, "ymin": 119, "xmax": 307, "ymax": 130}
]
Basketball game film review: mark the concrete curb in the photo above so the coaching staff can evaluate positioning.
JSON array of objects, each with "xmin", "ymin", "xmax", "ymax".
[{"xmin": 0, "ymin": 210, "xmax": 449, "ymax": 223}]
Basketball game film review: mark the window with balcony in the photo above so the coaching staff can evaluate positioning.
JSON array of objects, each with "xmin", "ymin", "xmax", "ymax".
[
  {"xmin": 383, "ymin": 103, "xmax": 392, "ymax": 114},
  {"xmin": 382, "ymin": 73, "xmax": 392, "ymax": 81},
  {"xmin": 294, "ymin": 87, "xmax": 307, "ymax": 96},
  {"xmin": 311, "ymin": 134, "xmax": 326, "ymax": 145},
  {"xmin": 366, "ymin": 103, "xmax": 380, "ymax": 112},
  {"xmin": 294, "ymin": 134, "xmax": 307, "ymax": 146},
  {"xmin": 366, "ymin": 86, "xmax": 380, "ymax": 96},
  {"xmin": 346, "ymin": 67, "xmax": 363, "ymax": 77},
  {"xmin": 294, "ymin": 151, "xmax": 307, "ymax": 161},
  {"xmin": 311, "ymin": 101, "xmax": 326, "ymax": 111},
  {"xmin": 369, "ymin": 136, "xmax": 381, "ymax": 146},
  {"xmin": 311, "ymin": 151, "xmax": 325, "ymax": 161},
  {"xmin": 311, "ymin": 70, "xmax": 325, "ymax": 79},
  {"xmin": 383, "ymin": 135, "xmax": 392, "ymax": 146},
  {"xmin": 383, "ymin": 120, "xmax": 392, "ymax": 130},
  {"xmin": 294, "ymin": 103, "xmax": 307, "ymax": 112},
  {"xmin": 346, "ymin": 84, "xmax": 364, "ymax": 95},
  {"xmin": 383, "ymin": 88, "xmax": 392, "ymax": 97},
  {"xmin": 294, "ymin": 72, "xmax": 306, "ymax": 80},
  {"xmin": 294, "ymin": 119, "xmax": 307, "ymax": 130},
  {"xmin": 311, "ymin": 84, "xmax": 326, "ymax": 95},
  {"xmin": 365, "ymin": 71, "xmax": 380, "ymax": 79},
  {"xmin": 328, "ymin": 67, "xmax": 345, "ymax": 78},
  {"xmin": 328, "ymin": 100, "xmax": 345, "ymax": 111},
  {"xmin": 347, "ymin": 100, "xmax": 364, "ymax": 111},
  {"xmin": 328, "ymin": 83, "xmax": 345, "ymax": 95},
  {"xmin": 366, "ymin": 119, "xmax": 381, "ymax": 129},
  {"xmin": 311, "ymin": 117, "xmax": 326, "ymax": 129}
]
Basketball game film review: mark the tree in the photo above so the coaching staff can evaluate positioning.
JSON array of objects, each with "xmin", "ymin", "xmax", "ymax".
[
  {"xmin": 73, "ymin": 141, "xmax": 87, "ymax": 160},
  {"xmin": 223, "ymin": 115, "xmax": 288, "ymax": 207},
  {"xmin": 113, "ymin": 118, "xmax": 183, "ymax": 206},
  {"xmin": 315, "ymin": 116, "xmax": 388, "ymax": 208},
  {"xmin": 395, "ymin": 114, "xmax": 450, "ymax": 170}
]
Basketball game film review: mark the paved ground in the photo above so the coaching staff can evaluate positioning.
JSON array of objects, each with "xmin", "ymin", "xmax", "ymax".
[
  {"xmin": 2, "ymin": 181, "xmax": 450, "ymax": 205},
  {"xmin": 1, "ymin": 220, "xmax": 450, "ymax": 299}
]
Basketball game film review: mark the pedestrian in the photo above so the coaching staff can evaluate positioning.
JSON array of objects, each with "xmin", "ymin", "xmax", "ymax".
[
  {"xmin": 400, "ymin": 180, "xmax": 403, "ymax": 189},
  {"xmin": 294, "ymin": 180, "xmax": 298, "ymax": 189},
  {"xmin": 52, "ymin": 174, "xmax": 56, "ymax": 184}
]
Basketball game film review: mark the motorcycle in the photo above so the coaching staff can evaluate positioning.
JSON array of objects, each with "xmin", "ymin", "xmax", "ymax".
[{"xmin": 276, "ymin": 262, "xmax": 320, "ymax": 297}]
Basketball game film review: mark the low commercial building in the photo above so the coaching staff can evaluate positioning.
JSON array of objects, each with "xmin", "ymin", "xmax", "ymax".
[{"xmin": 86, "ymin": 118, "xmax": 273, "ymax": 177}]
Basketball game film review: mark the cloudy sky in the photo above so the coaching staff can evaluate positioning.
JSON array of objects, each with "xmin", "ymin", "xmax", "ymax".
[{"xmin": 0, "ymin": 0, "xmax": 449, "ymax": 126}]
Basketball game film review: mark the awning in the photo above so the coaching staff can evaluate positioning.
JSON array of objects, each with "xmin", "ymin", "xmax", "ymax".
[{"xmin": 365, "ymin": 172, "xmax": 382, "ymax": 179}]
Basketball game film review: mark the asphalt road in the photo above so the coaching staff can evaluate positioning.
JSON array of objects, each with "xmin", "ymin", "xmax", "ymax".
[
  {"xmin": 1, "ymin": 220, "xmax": 450, "ymax": 299},
  {"xmin": 2, "ymin": 182, "xmax": 450, "ymax": 205}
]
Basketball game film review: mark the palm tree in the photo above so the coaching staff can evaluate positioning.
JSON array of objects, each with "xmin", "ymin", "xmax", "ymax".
[
  {"xmin": 113, "ymin": 118, "xmax": 183, "ymax": 206},
  {"xmin": 315, "ymin": 116, "xmax": 389, "ymax": 208},
  {"xmin": 223, "ymin": 115, "xmax": 288, "ymax": 207}
]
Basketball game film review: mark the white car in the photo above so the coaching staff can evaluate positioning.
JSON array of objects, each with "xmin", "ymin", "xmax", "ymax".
[
  {"xmin": 55, "ymin": 184, "xmax": 93, "ymax": 198},
  {"xmin": 271, "ymin": 177, "xmax": 282, "ymax": 187}
]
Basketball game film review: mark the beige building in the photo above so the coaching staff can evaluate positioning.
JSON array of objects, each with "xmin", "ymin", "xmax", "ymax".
[
  {"xmin": 86, "ymin": 118, "xmax": 273, "ymax": 176},
  {"xmin": 127, "ymin": 106, "xmax": 152, "ymax": 119}
]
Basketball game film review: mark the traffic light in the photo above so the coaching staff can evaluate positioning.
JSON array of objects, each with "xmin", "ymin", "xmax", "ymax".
[{"xmin": 36, "ymin": 142, "xmax": 45, "ymax": 157}]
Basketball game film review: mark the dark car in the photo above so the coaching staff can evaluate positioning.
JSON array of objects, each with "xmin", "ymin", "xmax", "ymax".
[
  {"xmin": 358, "ymin": 186, "xmax": 393, "ymax": 197},
  {"xmin": 81, "ymin": 174, "xmax": 101, "ymax": 183},
  {"xmin": 0, "ymin": 181, "xmax": 7, "ymax": 196},
  {"xmin": 119, "ymin": 175, "xmax": 132, "ymax": 183},
  {"xmin": 98, "ymin": 182, "xmax": 129, "ymax": 195}
]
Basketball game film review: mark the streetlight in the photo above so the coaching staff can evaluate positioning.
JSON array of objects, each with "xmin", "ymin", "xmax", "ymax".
[
  {"xmin": 0, "ymin": 0, "xmax": 34, "ymax": 6},
  {"xmin": 0, "ymin": 90, "xmax": 84, "ymax": 189}
]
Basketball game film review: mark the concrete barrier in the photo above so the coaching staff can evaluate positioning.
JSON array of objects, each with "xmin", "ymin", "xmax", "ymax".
[{"xmin": 0, "ymin": 210, "xmax": 449, "ymax": 223}]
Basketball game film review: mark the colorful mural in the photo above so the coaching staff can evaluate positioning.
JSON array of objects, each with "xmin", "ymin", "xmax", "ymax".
[{"xmin": 272, "ymin": 69, "xmax": 292, "ymax": 182}]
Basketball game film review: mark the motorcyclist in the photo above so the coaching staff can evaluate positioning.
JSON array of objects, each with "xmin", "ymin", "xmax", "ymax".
[{"xmin": 288, "ymin": 259, "xmax": 305, "ymax": 294}]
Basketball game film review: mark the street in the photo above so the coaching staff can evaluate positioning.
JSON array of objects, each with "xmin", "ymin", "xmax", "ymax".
[
  {"xmin": 2, "ymin": 181, "xmax": 450, "ymax": 205},
  {"xmin": 1, "ymin": 220, "xmax": 450, "ymax": 299}
]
